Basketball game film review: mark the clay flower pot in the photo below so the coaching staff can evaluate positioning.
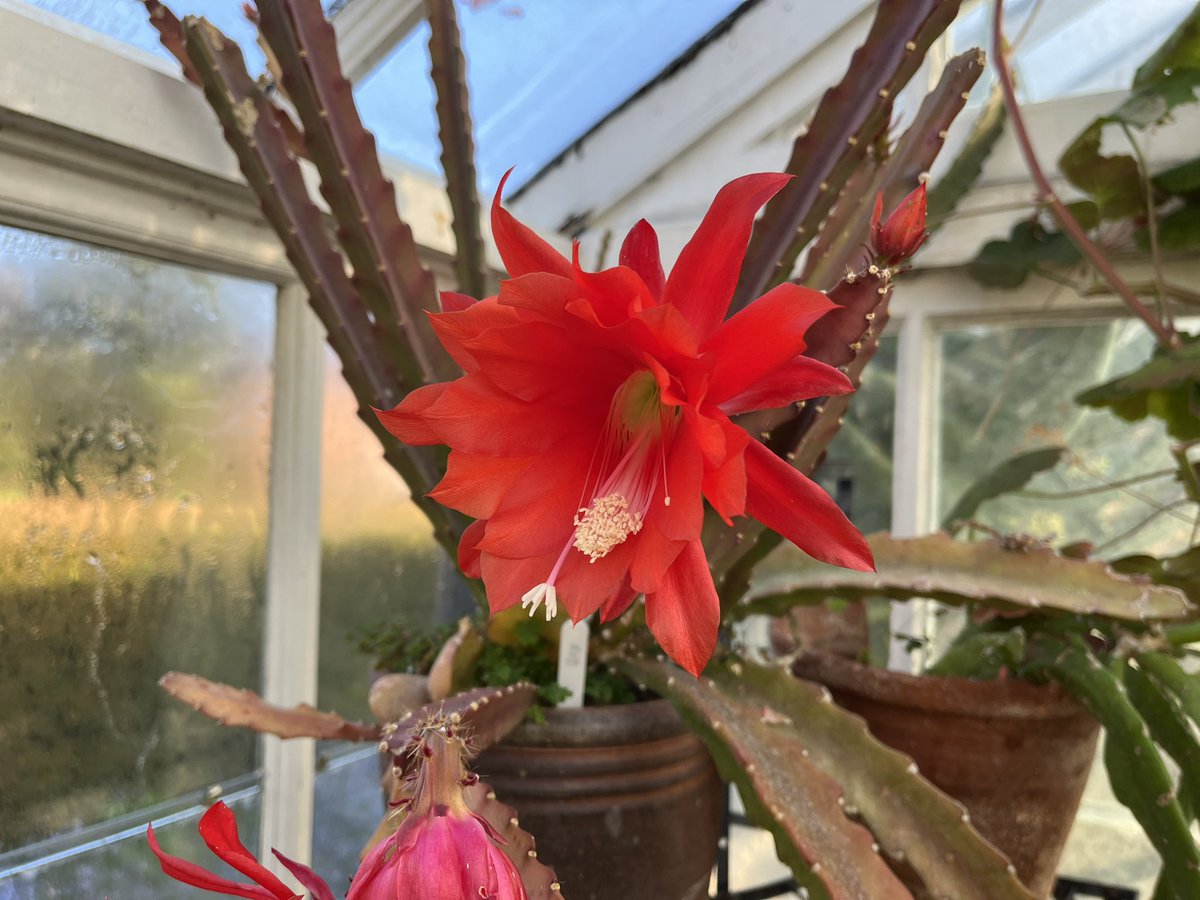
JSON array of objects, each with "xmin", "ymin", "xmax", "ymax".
[
  {"xmin": 792, "ymin": 652, "xmax": 1100, "ymax": 897},
  {"xmin": 474, "ymin": 699, "xmax": 724, "ymax": 900}
]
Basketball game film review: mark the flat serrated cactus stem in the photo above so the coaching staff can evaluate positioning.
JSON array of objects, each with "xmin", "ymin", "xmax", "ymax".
[
  {"xmin": 732, "ymin": 0, "xmax": 961, "ymax": 310},
  {"xmin": 731, "ymin": 533, "xmax": 1193, "ymax": 622},
  {"xmin": 253, "ymin": 0, "xmax": 455, "ymax": 386},
  {"xmin": 142, "ymin": 0, "xmax": 203, "ymax": 84},
  {"xmin": 382, "ymin": 683, "xmax": 538, "ymax": 759},
  {"xmin": 802, "ymin": 49, "xmax": 985, "ymax": 290},
  {"xmin": 426, "ymin": 0, "xmax": 489, "ymax": 301},
  {"xmin": 620, "ymin": 659, "xmax": 909, "ymax": 900},
  {"xmin": 160, "ymin": 671, "xmax": 381, "ymax": 741},
  {"xmin": 181, "ymin": 19, "xmax": 457, "ymax": 551},
  {"xmin": 624, "ymin": 657, "xmax": 1037, "ymax": 900},
  {"xmin": 1045, "ymin": 642, "xmax": 1200, "ymax": 900}
]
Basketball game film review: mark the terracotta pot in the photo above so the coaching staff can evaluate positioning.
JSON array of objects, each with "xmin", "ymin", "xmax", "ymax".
[
  {"xmin": 474, "ymin": 699, "xmax": 724, "ymax": 900},
  {"xmin": 792, "ymin": 653, "xmax": 1100, "ymax": 898}
]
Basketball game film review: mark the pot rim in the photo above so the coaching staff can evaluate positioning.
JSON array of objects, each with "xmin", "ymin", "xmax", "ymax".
[
  {"xmin": 497, "ymin": 697, "xmax": 689, "ymax": 747},
  {"xmin": 792, "ymin": 651, "xmax": 1092, "ymax": 721}
]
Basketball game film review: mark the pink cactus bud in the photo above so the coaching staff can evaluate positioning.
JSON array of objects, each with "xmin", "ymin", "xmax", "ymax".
[
  {"xmin": 870, "ymin": 183, "xmax": 929, "ymax": 265},
  {"xmin": 348, "ymin": 725, "xmax": 527, "ymax": 900}
]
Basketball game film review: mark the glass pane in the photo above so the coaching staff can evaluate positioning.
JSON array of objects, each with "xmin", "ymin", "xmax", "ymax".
[
  {"xmin": 938, "ymin": 320, "xmax": 1190, "ymax": 557},
  {"xmin": 316, "ymin": 347, "xmax": 448, "ymax": 723},
  {"xmin": 0, "ymin": 226, "xmax": 274, "ymax": 853},
  {"xmin": 313, "ymin": 348, "xmax": 454, "ymax": 873},
  {"xmin": 2, "ymin": 779, "xmax": 261, "ymax": 899},
  {"xmin": 310, "ymin": 748, "xmax": 385, "ymax": 889},
  {"xmin": 358, "ymin": 0, "xmax": 745, "ymax": 190},
  {"xmin": 18, "ymin": 1, "xmax": 267, "ymax": 72}
]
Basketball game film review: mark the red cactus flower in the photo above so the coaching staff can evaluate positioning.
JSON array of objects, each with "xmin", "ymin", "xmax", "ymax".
[
  {"xmin": 871, "ymin": 182, "xmax": 929, "ymax": 265},
  {"xmin": 378, "ymin": 172, "xmax": 874, "ymax": 676},
  {"xmin": 147, "ymin": 801, "xmax": 333, "ymax": 900},
  {"xmin": 350, "ymin": 727, "xmax": 526, "ymax": 900}
]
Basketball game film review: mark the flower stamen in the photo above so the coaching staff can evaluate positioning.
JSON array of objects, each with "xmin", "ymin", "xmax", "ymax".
[{"xmin": 573, "ymin": 493, "xmax": 644, "ymax": 562}]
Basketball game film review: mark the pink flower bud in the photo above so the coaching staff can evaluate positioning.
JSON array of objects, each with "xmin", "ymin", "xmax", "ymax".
[
  {"xmin": 349, "ymin": 809, "xmax": 526, "ymax": 900},
  {"xmin": 348, "ymin": 726, "xmax": 527, "ymax": 900},
  {"xmin": 871, "ymin": 183, "xmax": 929, "ymax": 265}
]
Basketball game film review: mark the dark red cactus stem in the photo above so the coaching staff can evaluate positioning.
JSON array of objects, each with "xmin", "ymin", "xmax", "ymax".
[
  {"xmin": 732, "ymin": 0, "xmax": 962, "ymax": 311},
  {"xmin": 991, "ymin": 0, "xmax": 1178, "ymax": 350},
  {"xmin": 254, "ymin": 0, "xmax": 454, "ymax": 383},
  {"xmin": 180, "ymin": 18, "xmax": 462, "ymax": 559},
  {"xmin": 802, "ymin": 48, "xmax": 983, "ymax": 288},
  {"xmin": 426, "ymin": 0, "xmax": 489, "ymax": 300}
]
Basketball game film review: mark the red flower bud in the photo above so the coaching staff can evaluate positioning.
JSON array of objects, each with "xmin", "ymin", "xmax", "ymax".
[{"xmin": 871, "ymin": 183, "xmax": 928, "ymax": 265}]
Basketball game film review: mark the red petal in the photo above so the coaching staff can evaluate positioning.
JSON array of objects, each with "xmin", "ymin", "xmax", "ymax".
[
  {"xmin": 491, "ymin": 170, "xmax": 572, "ymax": 279},
  {"xmin": 272, "ymin": 851, "xmax": 335, "ymax": 900},
  {"xmin": 657, "ymin": 426, "xmax": 704, "ymax": 543},
  {"xmin": 619, "ymin": 219, "xmax": 666, "ymax": 301},
  {"xmin": 702, "ymin": 427, "xmax": 749, "ymax": 524},
  {"xmin": 424, "ymin": 377, "xmax": 582, "ymax": 456},
  {"xmin": 462, "ymin": 320, "xmax": 629, "ymax": 404},
  {"xmin": 554, "ymin": 538, "xmax": 637, "ymax": 620},
  {"xmin": 199, "ymin": 803, "xmax": 297, "ymax": 898},
  {"xmin": 573, "ymin": 255, "xmax": 658, "ymax": 325},
  {"xmin": 629, "ymin": 518, "xmax": 685, "ymax": 594},
  {"xmin": 429, "ymin": 298, "xmax": 520, "ymax": 372},
  {"xmin": 430, "ymin": 453, "xmax": 534, "ymax": 519},
  {"xmin": 645, "ymin": 540, "xmax": 719, "ymax": 678},
  {"xmin": 440, "ymin": 291, "xmax": 477, "ymax": 313},
  {"xmin": 480, "ymin": 549, "xmax": 562, "ymax": 614},
  {"xmin": 374, "ymin": 383, "xmax": 448, "ymax": 446},
  {"xmin": 743, "ymin": 440, "xmax": 874, "ymax": 571},
  {"xmin": 718, "ymin": 355, "xmax": 853, "ymax": 415},
  {"xmin": 682, "ymin": 405, "xmax": 728, "ymax": 469},
  {"xmin": 661, "ymin": 173, "xmax": 792, "ymax": 339},
  {"xmin": 147, "ymin": 824, "xmax": 286, "ymax": 900},
  {"xmin": 497, "ymin": 271, "xmax": 581, "ymax": 319},
  {"xmin": 703, "ymin": 282, "xmax": 838, "ymax": 406},
  {"xmin": 599, "ymin": 578, "xmax": 639, "ymax": 623},
  {"xmin": 458, "ymin": 518, "xmax": 487, "ymax": 579},
  {"xmin": 476, "ymin": 435, "xmax": 592, "ymax": 558}
]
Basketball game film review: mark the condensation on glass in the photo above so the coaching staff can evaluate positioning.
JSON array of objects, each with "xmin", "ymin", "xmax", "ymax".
[
  {"xmin": 311, "ymin": 344, "xmax": 447, "ymax": 887},
  {"xmin": 0, "ymin": 225, "xmax": 275, "ymax": 882}
]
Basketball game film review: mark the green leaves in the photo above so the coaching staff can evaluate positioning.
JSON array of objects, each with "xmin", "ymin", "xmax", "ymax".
[
  {"xmin": 1059, "ymin": 122, "xmax": 1146, "ymax": 221},
  {"xmin": 736, "ymin": 532, "xmax": 1193, "ymax": 621},
  {"xmin": 1075, "ymin": 335, "xmax": 1200, "ymax": 440},
  {"xmin": 624, "ymin": 657, "xmax": 1035, "ymax": 900},
  {"xmin": 940, "ymin": 446, "xmax": 1066, "ymax": 530},
  {"xmin": 966, "ymin": 206, "xmax": 1094, "ymax": 288}
]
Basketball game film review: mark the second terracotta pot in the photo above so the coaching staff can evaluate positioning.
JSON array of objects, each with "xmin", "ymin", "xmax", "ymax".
[
  {"xmin": 792, "ymin": 652, "xmax": 1100, "ymax": 898},
  {"xmin": 474, "ymin": 698, "xmax": 724, "ymax": 900}
]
